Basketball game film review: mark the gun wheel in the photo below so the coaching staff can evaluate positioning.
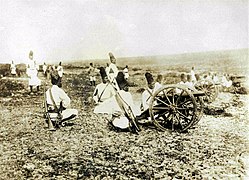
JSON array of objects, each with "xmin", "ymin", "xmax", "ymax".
[
  {"xmin": 195, "ymin": 80, "xmax": 218, "ymax": 103},
  {"xmin": 149, "ymin": 85, "xmax": 197, "ymax": 132}
]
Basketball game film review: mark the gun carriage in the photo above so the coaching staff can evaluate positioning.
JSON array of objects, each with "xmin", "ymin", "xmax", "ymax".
[{"xmin": 115, "ymin": 83, "xmax": 206, "ymax": 133}]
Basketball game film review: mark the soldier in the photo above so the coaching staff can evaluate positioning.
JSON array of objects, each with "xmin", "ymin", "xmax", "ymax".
[
  {"xmin": 42, "ymin": 62, "xmax": 47, "ymax": 76},
  {"xmin": 110, "ymin": 72, "xmax": 140, "ymax": 131},
  {"xmin": 10, "ymin": 60, "xmax": 16, "ymax": 77},
  {"xmin": 141, "ymin": 72, "xmax": 156, "ymax": 111},
  {"xmin": 106, "ymin": 52, "xmax": 119, "ymax": 82},
  {"xmin": 123, "ymin": 65, "xmax": 129, "ymax": 80},
  {"xmin": 57, "ymin": 62, "xmax": 63, "ymax": 86},
  {"xmin": 93, "ymin": 67, "xmax": 116, "ymax": 114},
  {"xmin": 185, "ymin": 74, "xmax": 194, "ymax": 88},
  {"xmin": 27, "ymin": 51, "xmax": 41, "ymax": 93},
  {"xmin": 87, "ymin": 63, "xmax": 97, "ymax": 86},
  {"xmin": 46, "ymin": 70, "xmax": 78, "ymax": 121},
  {"xmin": 154, "ymin": 74, "xmax": 163, "ymax": 91}
]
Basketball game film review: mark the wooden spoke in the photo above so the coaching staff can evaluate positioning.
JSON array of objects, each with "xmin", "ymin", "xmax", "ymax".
[
  {"xmin": 176, "ymin": 91, "xmax": 184, "ymax": 105},
  {"xmin": 171, "ymin": 90, "xmax": 175, "ymax": 104},
  {"xmin": 176, "ymin": 110, "xmax": 192, "ymax": 121},
  {"xmin": 152, "ymin": 106, "xmax": 170, "ymax": 110},
  {"xmin": 150, "ymin": 85, "xmax": 197, "ymax": 132},
  {"xmin": 163, "ymin": 90, "xmax": 172, "ymax": 105},
  {"xmin": 178, "ymin": 97, "xmax": 192, "ymax": 107},
  {"xmin": 154, "ymin": 96, "xmax": 170, "ymax": 106}
]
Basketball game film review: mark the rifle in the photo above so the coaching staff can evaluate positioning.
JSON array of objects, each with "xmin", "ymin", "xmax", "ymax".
[
  {"xmin": 114, "ymin": 92, "xmax": 140, "ymax": 133},
  {"xmin": 109, "ymin": 79, "xmax": 140, "ymax": 133},
  {"xmin": 43, "ymin": 86, "xmax": 56, "ymax": 131}
]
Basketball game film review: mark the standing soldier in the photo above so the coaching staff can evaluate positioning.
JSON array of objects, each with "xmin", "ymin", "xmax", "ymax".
[
  {"xmin": 123, "ymin": 65, "xmax": 129, "ymax": 80},
  {"xmin": 27, "ymin": 50, "xmax": 41, "ymax": 93},
  {"xmin": 88, "ymin": 63, "xmax": 97, "ymax": 86},
  {"xmin": 106, "ymin": 52, "xmax": 119, "ymax": 82},
  {"xmin": 43, "ymin": 62, "xmax": 47, "ymax": 76},
  {"xmin": 10, "ymin": 60, "xmax": 16, "ymax": 77},
  {"xmin": 57, "ymin": 62, "xmax": 63, "ymax": 87}
]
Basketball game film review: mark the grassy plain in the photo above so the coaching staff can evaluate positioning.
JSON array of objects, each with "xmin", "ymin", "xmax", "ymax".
[{"xmin": 0, "ymin": 49, "xmax": 248, "ymax": 179}]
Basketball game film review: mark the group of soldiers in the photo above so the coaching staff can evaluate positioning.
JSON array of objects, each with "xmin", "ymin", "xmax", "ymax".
[
  {"xmin": 87, "ymin": 53, "xmax": 166, "ymax": 131},
  {"xmin": 8, "ymin": 50, "xmax": 235, "ymax": 132},
  {"xmin": 42, "ymin": 51, "xmax": 235, "ymax": 132},
  {"xmin": 44, "ymin": 52, "xmax": 156, "ymax": 132},
  {"xmin": 177, "ymin": 67, "xmax": 233, "ymax": 92}
]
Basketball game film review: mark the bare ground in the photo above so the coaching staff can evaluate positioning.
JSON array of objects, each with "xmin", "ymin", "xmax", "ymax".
[{"xmin": 0, "ymin": 72, "xmax": 249, "ymax": 180}]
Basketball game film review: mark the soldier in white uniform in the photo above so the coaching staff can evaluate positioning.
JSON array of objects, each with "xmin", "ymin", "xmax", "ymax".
[
  {"xmin": 27, "ymin": 51, "xmax": 41, "ymax": 93},
  {"xmin": 88, "ymin": 63, "xmax": 97, "ymax": 86},
  {"xmin": 10, "ymin": 60, "xmax": 16, "ymax": 77},
  {"xmin": 57, "ymin": 62, "xmax": 63, "ymax": 87},
  {"xmin": 141, "ymin": 72, "xmax": 156, "ymax": 111},
  {"xmin": 106, "ymin": 52, "xmax": 119, "ymax": 82},
  {"xmin": 93, "ymin": 67, "xmax": 116, "ymax": 114},
  {"xmin": 46, "ymin": 70, "xmax": 78, "ymax": 121},
  {"xmin": 110, "ymin": 72, "xmax": 140, "ymax": 130},
  {"xmin": 42, "ymin": 62, "xmax": 47, "ymax": 76},
  {"xmin": 123, "ymin": 65, "xmax": 129, "ymax": 80}
]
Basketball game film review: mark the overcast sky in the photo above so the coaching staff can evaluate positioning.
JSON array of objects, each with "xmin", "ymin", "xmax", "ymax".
[{"xmin": 0, "ymin": 0, "xmax": 248, "ymax": 64}]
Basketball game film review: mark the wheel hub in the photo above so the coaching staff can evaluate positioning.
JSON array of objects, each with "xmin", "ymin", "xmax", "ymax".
[{"xmin": 169, "ymin": 104, "xmax": 177, "ymax": 112}]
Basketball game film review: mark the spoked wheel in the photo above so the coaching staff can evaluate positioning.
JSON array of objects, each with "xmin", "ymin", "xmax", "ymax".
[
  {"xmin": 149, "ymin": 85, "xmax": 197, "ymax": 132},
  {"xmin": 194, "ymin": 80, "xmax": 218, "ymax": 103}
]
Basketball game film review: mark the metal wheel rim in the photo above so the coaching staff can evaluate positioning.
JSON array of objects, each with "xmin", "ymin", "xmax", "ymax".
[{"xmin": 149, "ymin": 85, "xmax": 197, "ymax": 132}]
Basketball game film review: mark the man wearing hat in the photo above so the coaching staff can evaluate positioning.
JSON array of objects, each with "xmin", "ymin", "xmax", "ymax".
[
  {"xmin": 57, "ymin": 61, "xmax": 63, "ymax": 82},
  {"xmin": 87, "ymin": 62, "xmax": 97, "ymax": 86},
  {"xmin": 26, "ymin": 50, "xmax": 41, "ymax": 93},
  {"xmin": 141, "ymin": 72, "xmax": 156, "ymax": 111},
  {"xmin": 93, "ymin": 67, "xmax": 116, "ymax": 114},
  {"xmin": 45, "ymin": 70, "xmax": 78, "ymax": 121},
  {"xmin": 106, "ymin": 52, "xmax": 119, "ymax": 82},
  {"xmin": 111, "ymin": 72, "xmax": 141, "ymax": 130}
]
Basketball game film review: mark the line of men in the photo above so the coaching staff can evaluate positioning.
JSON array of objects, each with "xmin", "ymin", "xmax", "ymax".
[
  {"xmin": 44, "ymin": 51, "xmax": 158, "ymax": 132},
  {"xmin": 43, "ymin": 52, "xmax": 234, "ymax": 132},
  {"xmin": 10, "ymin": 51, "xmax": 64, "ymax": 94},
  {"xmin": 90, "ymin": 52, "xmax": 161, "ymax": 132},
  {"xmin": 178, "ymin": 67, "xmax": 233, "ymax": 91}
]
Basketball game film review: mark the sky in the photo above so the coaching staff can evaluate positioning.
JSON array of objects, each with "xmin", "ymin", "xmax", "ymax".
[{"xmin": 0, "ymin": 0, "xmax": 248, "ymax": 64}]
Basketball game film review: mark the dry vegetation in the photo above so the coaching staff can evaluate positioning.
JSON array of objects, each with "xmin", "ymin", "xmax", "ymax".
[{"xmin": 0, "ymin": 49, "xmax": 249, "ymax": 179}]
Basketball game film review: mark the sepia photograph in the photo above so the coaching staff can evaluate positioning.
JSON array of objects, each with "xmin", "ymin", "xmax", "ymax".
[{"xmin": 0, "ymin": 0, "xmax": 248, "ymax": 179}]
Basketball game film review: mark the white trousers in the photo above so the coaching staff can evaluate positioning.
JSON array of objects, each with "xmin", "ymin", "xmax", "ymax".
[
  {"xmin": 90, "ymin": 76, "xmax": 96, "ymax": 81},
  {"xmin": 61, "ymin": 109, "xmax": 78, "ymax": 120}
]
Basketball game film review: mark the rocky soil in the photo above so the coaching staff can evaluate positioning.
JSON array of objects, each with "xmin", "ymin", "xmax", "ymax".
[{"xmin": 0, "ymin": 71, "xmax": 248, "ymax": 179}]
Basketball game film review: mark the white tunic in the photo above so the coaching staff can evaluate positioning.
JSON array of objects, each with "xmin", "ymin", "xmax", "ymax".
[
  {"xmin": 185, "ymin": 81, "xmax": 194, "ymax": 88},
  {"xmin": 110, "ymin": 90, "xmax": 141, "ymax": 129},
  {"xmin": 57, "ymin": 65, "xmax": 63, "ymax": 78},
  {"xmin": 10, "ymin": 63, "xmax": 16, "ymax": 75},
  {"xmin": 154, "ymin": 82, "xmax": 162, "ymax": 92},
  {"xmin": 141, "ymin": 88, "xmax": 156, "ymax": 111},
  {"xmin": 46, "ymin": 85, "xmax": 78, "ymax": 119},
  {"xmin": 106, "ymin": 63, "xmax": 118, "ymax": 82},
  {"xmin": 27, "ymin": 60, "xmax": 41, "ymax": 86},
  {"xmin": 190, "ymin": 70, "xmax": 196, "ymax": 82},
  {"xmin": 123, "ymin": 68, "xmax": 129, "ymax": 79},
  {"xmin": 93, "ymin": 82, "xmax": 116, "ymax": 114}
]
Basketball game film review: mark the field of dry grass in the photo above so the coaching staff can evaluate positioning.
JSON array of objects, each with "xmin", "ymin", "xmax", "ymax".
[{"xmin": 0, "ymin": 49, "xmax": 248, "ymax": 179}]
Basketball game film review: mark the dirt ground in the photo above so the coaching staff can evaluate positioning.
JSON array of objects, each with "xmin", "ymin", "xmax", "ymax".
[{"xmin": 0, "ymin": 69, "xmax": 249, "ymax": 180}]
